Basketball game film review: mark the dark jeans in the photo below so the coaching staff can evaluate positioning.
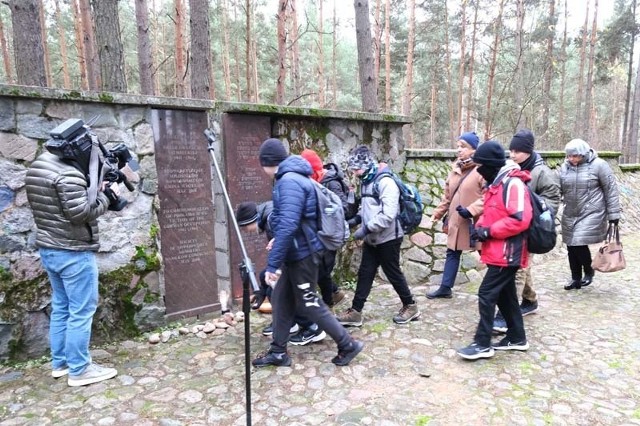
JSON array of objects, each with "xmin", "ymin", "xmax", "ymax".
[
  {"xmin": 473, "ymin": 265, "xmax": 526, "ymax": 347},
  {"xmin": 259, "ymin": 269, "xmax": 312, "ymax": 328},
  {"xmin": 441, "ymin": 249, "xmax": 462, "ymax": 288},
  {"xmin": 567, "ymin": 245, "xmax": 594, "ymax": 280},
  {"xmin": 352, "ymin": 237, "xmax": 415, "ymax": 312},
  {"xmin": 317, "ymin": 250, "xmax": 339, "ymax": 305},
  {"xmin": 270, "ymin": 252, "xmax": 352, "ymax": 353}
]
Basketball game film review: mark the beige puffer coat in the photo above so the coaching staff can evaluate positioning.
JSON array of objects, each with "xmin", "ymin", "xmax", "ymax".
[{"xmin": 25, "ymin": 152, "xmax": 110, "ymax": 251}]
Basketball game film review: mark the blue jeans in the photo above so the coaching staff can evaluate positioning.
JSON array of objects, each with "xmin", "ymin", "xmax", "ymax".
[
  {"xmin": 39, "ymin": 248, "xmax": 98, "ymax": 375},
  {"xmin": 441, "ymin": 249, "xmax": 462, "ymax": 288}
]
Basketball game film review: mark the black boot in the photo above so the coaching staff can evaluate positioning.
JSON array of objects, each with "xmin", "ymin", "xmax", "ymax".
[
  {"xmin": 581, "ymin": 272, "xmax": 594, "ymax": 287},
  {"xmin": 427, "ymin": 286, "xmax": 453, "ymax": 299},
  {"xmin": 564, "ymin": 279, "xmax": 582, "ymax": 290}
]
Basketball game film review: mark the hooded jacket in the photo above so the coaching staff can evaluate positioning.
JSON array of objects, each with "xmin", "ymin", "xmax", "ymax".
[
  {"xmin": 25, "ymin": 152, "xmax": 110, "ymax": 251},
  {"xmin": 524, "ymin": 152, "xmax": 561, "ymax": 214},
  {"xmin": 560, "ymin": 149, "xmax": 621, "ymax": 246},
  {"xmin": 256, "ymin": 201, "xmax": 274, "ymax": 240},
  {"xmin": 267, "ymin": 155, "xmax": 324, "ymax": 273},
  {"xmin": 475, "ymin": 162, "xmax": 532, "ymax": 268},
  {"xmin": 359, "ymin": 164, "xmax": 403, "ymax": 245}
]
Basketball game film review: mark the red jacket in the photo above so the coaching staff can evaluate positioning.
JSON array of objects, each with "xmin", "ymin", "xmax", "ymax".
[{"xmin": 476, "ymin": 165, "xmax": 533, "ymax": 268}]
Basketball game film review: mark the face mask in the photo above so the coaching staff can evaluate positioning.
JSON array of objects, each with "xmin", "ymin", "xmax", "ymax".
[{"xmin": 477, "ymin": 164, "xmax": 499, "ymax": 183}]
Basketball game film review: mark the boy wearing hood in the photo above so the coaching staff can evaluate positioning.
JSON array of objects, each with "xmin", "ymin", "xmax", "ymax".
[
  {"xmin": 252, "ymin": 138, "xmax": 364, "ymax": 368},
  {"xmin": 457, "ymin": 141, "xmax": 533, "ymax": 360}
]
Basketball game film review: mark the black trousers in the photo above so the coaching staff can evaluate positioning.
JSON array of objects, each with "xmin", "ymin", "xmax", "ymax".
[
  {"xmin": 270, "ymin": 252, "xmax": 352, "ymax": 353},
  {"xmin": 317, "ymin": 250, "xmax": 339, "ymax": 305},
  {"xmin": 352, "ymin": 237, "xmax": 415, "ymax": 312},
  {"xmin": 473, "ymin": 265, "xmax": 526, "ymax": 347},
  {"xmin": 567, "ymin": 245, "xmax": 594, "ymax": 280}
]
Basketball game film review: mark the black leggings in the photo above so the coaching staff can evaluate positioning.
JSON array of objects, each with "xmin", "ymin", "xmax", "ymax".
[{"xmin": 567, "ymin": 245, "xmax": 594, "ymax": 281}]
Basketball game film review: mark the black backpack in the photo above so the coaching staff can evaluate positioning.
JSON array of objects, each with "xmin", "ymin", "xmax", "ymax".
[
  {"xmin": 323, "ymin": 163, "xmax": 358, "ymax": 220},
  {"xmin": 369, "ymin": 171, "xmax": 424, "ymax": 234}
]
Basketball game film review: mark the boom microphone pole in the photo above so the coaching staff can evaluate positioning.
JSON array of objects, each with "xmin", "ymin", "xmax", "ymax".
[{"xmin": 204, "ymin": 128, "xmax": 260, "ymax": 426}]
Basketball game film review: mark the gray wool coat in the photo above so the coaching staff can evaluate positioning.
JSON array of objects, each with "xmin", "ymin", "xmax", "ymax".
[{"xmin": 559, "ymin": 150, "xmax": 621, "ymax": 246}]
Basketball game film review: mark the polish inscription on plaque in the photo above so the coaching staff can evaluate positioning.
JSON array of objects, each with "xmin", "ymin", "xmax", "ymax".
[
  {"xmin": 223, "ymin": 114, "xmax": 272, "ymax": 299},
  {"xmin": 152, "ymin": 109, "xmax": 219, "ymax": 319}
]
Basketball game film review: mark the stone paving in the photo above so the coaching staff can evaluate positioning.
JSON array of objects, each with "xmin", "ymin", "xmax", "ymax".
[{"xmin": 1, "ymin": 239, "xmax": 640, "ymax": 426}]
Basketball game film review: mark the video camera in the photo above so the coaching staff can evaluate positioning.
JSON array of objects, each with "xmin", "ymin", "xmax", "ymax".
[{"xmin": 45, "ymin": 118, "xmax": 138, "ymax": 211}]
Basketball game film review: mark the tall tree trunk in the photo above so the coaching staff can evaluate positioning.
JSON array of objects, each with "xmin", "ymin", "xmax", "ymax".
[
  {"xmin": 189, "ymin": 0, "xmax": 211, "ymax": 99},
  {"xmin": 465, "ymin": 0, "xmax": 479, "ymax": 130},
  {"xmin": 252, "ymin": 39, "xmax": 259, "ymax": 103},
  {"xmin": 622, "ymin": 0, "xmax": 636, "ymax": 156},
  {"xmin": 513, "ymin": 0, "xmax": 526, "ymax": 130},
  {"xmin": 318, "ymin": 0, "xmax": 325, "ymax": 106},
  {"xmin": 276, "ymin": 0, "xmax": 287, "ymax": 104},
  {"xmin": 331, "ymin": 0, "xmax": 337, "ymax": 108},
  {"xmin": 92, "ymin": 0, "xmax": 127, "ymax": 92},
  {"xmin": 484, "ymin": 0, "xmax": 505, "ymax": 140},
  {"xmin": 71, "ymin": 0, "xmax": 88, "ymax": 90},
  {"xmin": 233, "ymin": 0, "xmax": 241, "ymax": 100},
  {"xmin": 456, "ymin": 0, "xmax": 467, "ymax": 134},
  {"xmin": 584, "ymin": 0, "xmax": 598, "ymax": 143},
  {"xmin": 8, "ymin": 0, "xmax": 46, "ymax": 86},
  {"xmin": 135, "ymin": 0, "xmax": 154, "ymax": 95},
  {"xmin": 38, "ymin": 0, "xmax": 51, "ymax": 86},
  {"xmin": 402, "ymin": 0, "xmax": 415, "ymax": 147},
  {"xmin": 354, "ymin": 0, "xmax": 378, "ymax": 112},
  {"xmin": 374, "ymin": 0, "xmax": 381, "ymax": 90},
  {"xmin": 221, "ymin": 0, "xmax": 232, "ymax": 99},
  {"xmin": 430, "ymin": 83, "xmax": 436, "ymax": 147},
  {"xmin": 79, "ymin": 0, "xmax": 100, "ymax": 90},
  {"xmin": 289, "ymin": 0, "xmax": 301, "ymax": 103},
  {"xmin": 574, "ymin": 1, "xmax": 590, "ymax": 136},
  {"xmin": 174, "ymin": 0, "xmax": 187, "ymax": 97},
  {"xmin": 540, "ymin": 0, "xmax": 556, "ymax": 146},
  {"xmin": 628, "ymin": 35, "xmax": 640, "ymax": 162},
  {"xmin": 0, "ymin": 8, "xmax": 14, "ymax": 83},
  {"xmin": 384, "ymin": 0, "xmax": 390, "ymax": 111},
  {"xmin": 54, "ymin": 0, "xmax": 71, "ymax": 89},
  {"xmin": 245, "ymin": 0, "xmax": 254, "ymax": 102},
  {"xmin": 557, "ymin": 0, "xmax": 568, "ymax": 149},
  {"xmin": 443, "ymin": 0, "xmax": 455, "ymax": 142}
]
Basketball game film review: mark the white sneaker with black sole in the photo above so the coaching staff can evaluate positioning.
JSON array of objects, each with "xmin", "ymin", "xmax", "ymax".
[
  {"xmin": 492, "ymin": 337, "xmax": 529, "ymax": 351},
  {"xmin": 289, "ymin": 326, "xmax": 327, "ymax": 346}
]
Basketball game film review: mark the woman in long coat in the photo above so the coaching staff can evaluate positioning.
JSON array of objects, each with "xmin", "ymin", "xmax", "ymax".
[
  {"xmin": 560, "ymin": 139, "xmax": 621, "ymax": 290},
  {"xmin": 429, "ymin": 132, "xmax": 485, "ymax": 298}
]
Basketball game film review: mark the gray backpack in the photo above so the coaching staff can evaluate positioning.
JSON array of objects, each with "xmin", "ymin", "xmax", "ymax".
[{"xmin": 310, "ymin": 180, "xmax": 350, "ymax": 251}]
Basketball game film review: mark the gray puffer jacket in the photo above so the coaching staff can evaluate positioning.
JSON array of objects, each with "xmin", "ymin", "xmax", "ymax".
[
  {"xmin": 559, "ymin": 149, "xmax": 621, "ymax": 246},
  {"xmin": 25, "ymin": 152, "xmax": 110, "ymax": 251}
]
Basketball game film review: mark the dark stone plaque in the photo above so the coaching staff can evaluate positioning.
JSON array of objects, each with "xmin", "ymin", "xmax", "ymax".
[
  {"xmin": 222, "ymin": 114, "xmax": 273, "ymax": 299},
  {"xmin": 152, "ymin": 109, "xmax": 219, "ymax": 319}
]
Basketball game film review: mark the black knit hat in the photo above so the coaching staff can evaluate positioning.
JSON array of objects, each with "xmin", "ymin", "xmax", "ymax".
[
  {"xmin": 347, "ymin": 145, "xmax": 376, "ymax": 170},
  {"xmin": 509, "ymin": 129, "xmax": 535, "ymax": 154},
  {"xmin": 259, "ymin": 138, "xmax": 288, "ymax": 166},
  {"xmin": 235, "ymin": 202, "xmax": 258, "ymax": 226},
  {"xmin": 472, "ymin": 140, "xmax": 507, "ymax": 167}
]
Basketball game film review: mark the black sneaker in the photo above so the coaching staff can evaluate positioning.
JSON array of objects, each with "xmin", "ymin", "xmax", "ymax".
[
  {"xmin": 492, "ymin": 311, "xmax": 507, "ymax": 333},
  {"xmin": 581, "ymin": 273, "xmax": 594, "ymax": 287},
  {"xmin": 331, "ymin": 340, "xmax": 364, "ymax": 366},
  {"xmin": 492, "ymin": 337, "xmax": 529, "ymax": 351},
  {"xmin": 520, "ymin": 300, "xmax": 538, "ymax": 316},
  {"xmin": 252, "ymin": 351, "xmax": 292, "ymax": 367},
  {"xmin": 426, "ymin": 286, "xmax": 453, "ymax": 299},
  {"xmin": 289, "ymin": 326, "xmax": 327, "ymax": 346},
  {"xmin": 564, "ymin": 279, "xmax": 581, "ymax": 290},
  {"xmin": 457, "ymin": 342, "xmax": 495, "ymax": 360}
]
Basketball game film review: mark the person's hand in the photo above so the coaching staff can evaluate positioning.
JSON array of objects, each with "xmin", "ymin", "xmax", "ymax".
[
  {"xmin": 473, "ymin": 226, "xmax": 491, "ymax": 242},
  {"xmin": 347, "ymin": 215, "xmax": 362, "ymax": 227},
  {"xmin": 102, "ymin": 181, "xmax": 120, "ymax": 196},
  {"xmin": 265, "ymin": 269, "xmax": 281, "ymax": 288},
  {"xmin": 353, "ymin": 226, "xmax": 369, "ymax": 240},
  {"xmin": 266, "ymin": 238, "xmax": 275, "ymax": 251},
  {"xmin": 609, "ymin": 219, "xmax": 619, "ymax": 225},
  {"xmin": 456, "ymin": 205, "xmax": 473, "ymax": 219}
]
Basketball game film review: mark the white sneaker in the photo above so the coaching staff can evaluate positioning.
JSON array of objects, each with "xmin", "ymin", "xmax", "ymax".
[
  {"xmin": 52, "ymin": 366, "xmax": 69, "ymax": 378},
  {"xmin": 67, "ymin": 362, "xmax": 117, "ymax": 387}
]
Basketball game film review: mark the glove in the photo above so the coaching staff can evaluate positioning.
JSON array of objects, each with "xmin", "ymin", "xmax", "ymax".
[
  {"xmin": 456, "ymin": 205, "xmax": 473, "ymax": 219},
  {"xmin": 347, "ymin": 215, "xmax": 362, "ymax": 227},
  {"xmin": 353, "ymin": 225, "xmax": 369, "ymax": 240},
  {"xmin": 473, "ymin": 226, "xmax": 491, "ymax": 242},
  {"xmin": 609, "ymin": 219, "xmax": 619, "ymax": 225}
]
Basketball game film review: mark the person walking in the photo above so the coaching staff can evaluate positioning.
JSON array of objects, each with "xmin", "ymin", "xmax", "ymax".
[
  {"xmin": 559, "ymin": 138, "xmax": 621, "ymax": 290},
  {"xmin": 428, "ymin": 132, "xmax": 484, "ymax": 299},
  {"xmin": 252, "ymin": 138, "xmax": 364, "ymax": 367},
  {"xmin": 336, "ymin": 145, "xmax": 420, "ymax": 327},
  {"xmin": 457, "ymin": 141, "xmax": 533, "ymax": 360},
  {"xmin": 25, "ymin": 136, "xmax": 119, "ymax": 386},
  {"xmin": 492, "ymin": 129, "xmax": 561, "ymax": 332}
]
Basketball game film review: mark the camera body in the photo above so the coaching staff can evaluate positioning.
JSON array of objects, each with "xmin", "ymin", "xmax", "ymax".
[{"xmin": 45, "ymin": 119, "xmax": 136, "ymax": 211}]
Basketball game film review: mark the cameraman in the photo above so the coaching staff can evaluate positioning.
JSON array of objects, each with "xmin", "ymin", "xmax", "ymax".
[{"xmin": 25, "ymin": 136, "xmax": 119, "ymax": 387}]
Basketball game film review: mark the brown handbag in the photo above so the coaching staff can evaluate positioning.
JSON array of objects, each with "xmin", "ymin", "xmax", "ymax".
[{"xmin": 591, "ymin": 223, "xmax": 626, "ymax": 273}]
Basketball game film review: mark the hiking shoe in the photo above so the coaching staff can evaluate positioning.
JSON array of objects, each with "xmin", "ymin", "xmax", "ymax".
[
  {"xmin": 393, "ymin": 303, "xmax": 421, "ymax": 324},
  {"xmin": 564, "ymin": 279, "xmax": 581, "ymax": 290},
  {"xmin": 289, "ymin": 326, "xmax": 327, "ymax": 346},
  {"xmin": 332, "ymin": 340, "xmax": 365, "ymax": 366},
  {"xmin": 493, "ymin": 313, "xmax": 507, "ymax": 334},
  {"xmin": 581, "ymin": 274, "xmax": 594, "ymax": 287},
  {"xmin": 262, "ymin": 323, "xmax": 300, "ymax": 336},
  {"xmin": 492, "ymin": 337, "xmax": 530, "ymax": 351},
  {"xmin": 457, "ymin": 343, "xmax": 495, "ymax": 360},
  {"xmin": 520, "ymin": 300, "xmax": 538, "ymax": 316},
  {"xmin": 336, "ymin": 308, "xmax": 363, "ymax": 327},
  {"xmin": 67, "ymin": 363, "xmax": 117, "ymax": 387},
  {"xmin": 52, "ymin": 366, "xmax": 69, "ymax": 378},
  {"xmin": 426, "ymin": 286, "xmax": 453, "ymax": 299},
  {"xmin": 331, "ymin": 289, "xmax": 346, "ymax": 307},
  {"xmin": 252, "ymin": 350, "xmax": 292, "ymax": 368}
]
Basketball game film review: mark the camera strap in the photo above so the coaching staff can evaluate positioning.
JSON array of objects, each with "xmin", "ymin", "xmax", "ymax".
[{"xmin": 86, "ymin": 133, "xmax": 103, "ymax": 206}]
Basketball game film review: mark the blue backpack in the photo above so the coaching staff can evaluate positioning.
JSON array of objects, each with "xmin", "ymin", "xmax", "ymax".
[{"xmin": 370, "ymin": 171, "xmax": 424, "ymax": 234}]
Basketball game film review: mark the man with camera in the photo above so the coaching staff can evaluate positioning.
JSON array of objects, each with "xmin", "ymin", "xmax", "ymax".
[{"xmin": 25, "ymin": 119, "xmax": 128, "ymax": 387}]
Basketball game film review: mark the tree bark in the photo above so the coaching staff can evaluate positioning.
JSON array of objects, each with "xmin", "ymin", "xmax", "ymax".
[
  {"xmin": 354, "ymin": 0, "xmax": 378, "ymax": 112},
  {"xmin": 92, "ymin": 0, "xmax": 127, "ymax": 92},
  {"xmin": 289, "ymin": 0, "xmax": 301, "ymax": 103},
  {"xmin": 71, "ymin": 0, "xmax": 88, "ymax": 90},
  {"xmin": 574, "ymin": 1, "xmax": 590, "ymax": 136},
  {"xmin": 79, "ymin": 0, "xmax": 100, "ymax": 90},
  {"xmin": 557, "ymin": 0, "xmax": 568, "ymax": 149},
  {"xmin": 135, "ymin": 0, "xmax": 154, "ymax": 95},
  {"xmin": 7, "ymin": 0, "xmax": 47, "ymax": 86},
  {"xmin": 318, "ymin": 0, "xmax": 325, "ymax": 106},
  {"xmin": 38, "ymin": 0, "xmax": 51, "ymax": 86},
  {"xmin": 402, "ymin": 0, "xmax": 415, "ymax": 147},
  {"xmin": 628, "ymin": 30, "xmax": 640, "ymax": 162},
  {"xmin": 331, "ymin": 0, "xmax": 337, "ymax": 108},
  {"xmin": 443, "ymin": 0, "xmax": 455, "ymax": 143},
  {"xmin": 484, "ymin": 0, "xmax": 505, "ymax": 140},
  {"xmin": 540, "ymin": 0, "xmax": 556, "ymax": 145},
  {"xmin": 221, "ymin": 0, "xmax": 232, "ymax": 100},
  {"xmin": 188, "ymin": 0, "xmax": 212, "ymax": 99},
  {"xmin": 384, "ymin": 0, "xmax": 390, "ymax": 111},
  {"xmin": 245, "ymin": 0, "xmax": 254, "ymax": 102},
  {"xmin": 622, "ymin": 0, "xmax": 636, "ymax": 155},
  {"xmin": 584, "ymin": 0, "xmax": 598, "ymax": 143},
  {"xmin": 513, "ymin": 0, "xmax": 526, "ymax": 130},
  {"xmin": 457, "ymin": 0, "xmax": 467, "ymax": 134},
  {"xmin": 174, "ymin": 0, "xmax": 187, "ymax": 97},
  {"xmin": 465, "ymin": 0, "xmax": 479, "ymax": 130},
  {"xmin": 276, "ymin": 0, "xmax": 287, "ymax": 104},
  {"xmin": 0, "ymin": 9, "xmax": 14, "ymax": 83},
  {"xmin": 54, "ymin": 0, "xmax": 71, "ymax": 89},
  {"xmin": 232, "ymin": 0, "xmax": 241, "ymax": 100},
  {"xmin": 374, "ymin": 0, "xmax": 381, "ymax": 90}
]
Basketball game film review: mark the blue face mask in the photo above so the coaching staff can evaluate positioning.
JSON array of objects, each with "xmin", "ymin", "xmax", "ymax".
[{"xmin": 361, "ymin": 163, "xmax": 379, "ymax": 184}]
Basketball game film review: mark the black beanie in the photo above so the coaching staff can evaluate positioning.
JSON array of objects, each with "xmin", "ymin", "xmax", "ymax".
[
  {"xmin": 472, "ymin": 140, "xmax": 507, "ymax": 168},
  {"xmin": 259, "ymin": 138, "xmax": 288, "ymax": 166},
  {"xmin": 235, "ymin": 201, "xmax": 258, "ymax": 226},
  {"xmin": 509, "ymin": 129, "xmax": 535, "ymax": 154}
]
